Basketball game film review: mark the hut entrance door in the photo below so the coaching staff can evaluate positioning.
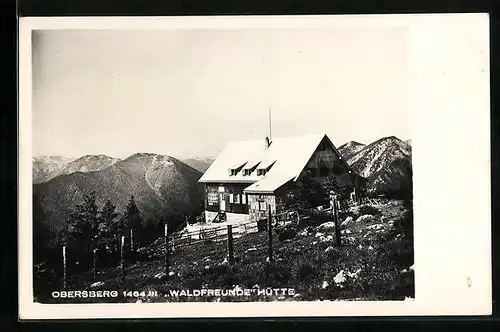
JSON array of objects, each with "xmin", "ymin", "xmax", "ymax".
[{"xmin": 219, "ymin": 193, "xmax": 226, "ymax": 212}]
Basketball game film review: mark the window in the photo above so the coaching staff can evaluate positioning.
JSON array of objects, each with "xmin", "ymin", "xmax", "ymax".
[
  {"xmin": 207, "ymin": 192, "xmax": 218, "ymax": 204},
  {"xmin": 243, "ymin": 169, "xmax": 251, "ymax": 176},
  {"xmin": 234, "ymin": 194, "xmax": 241, "ymax": 204},
  {"xmin": 258, "ymin": 201, "xmax": 267, "ymax": 211},
  {"xmin": 257, "ymin": 169, "xmax": 266, "ymax": 176}
]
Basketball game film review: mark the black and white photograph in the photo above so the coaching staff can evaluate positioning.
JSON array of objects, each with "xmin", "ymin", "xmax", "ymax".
[{"xmin": 19, "ymin": 14, "xmax": 491, "ymax": 318}]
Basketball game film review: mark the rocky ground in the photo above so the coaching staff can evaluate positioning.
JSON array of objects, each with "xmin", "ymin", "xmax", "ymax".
[{"xmin": 37, "ymin": 199, "xmax": 414, "ymax": 303}]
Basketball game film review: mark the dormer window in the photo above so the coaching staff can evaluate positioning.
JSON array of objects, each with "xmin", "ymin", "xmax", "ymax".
[
  {"xmin": 242, "ymin": 160, "xmax": 260, "ymax": 176},
  {"xmin": 256, "ymin": 160, "xmax": 276, "ymax": 176},
  {"xmin": 228, "ymin": 162, "xmax": 247, "ymax": 176}
]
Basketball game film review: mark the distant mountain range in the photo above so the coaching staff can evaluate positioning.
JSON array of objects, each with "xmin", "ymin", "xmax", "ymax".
[
  {"xmin": 33, "ymin": 153, "xmax": 203, "ymax": 234},
  {"xmin": 33, "ymin": 155, "xmax": 214, "ymax": 184},
  {"xmin": 33, "ymin": 156, "xmax": 76, "ymax": 184},
  {"xmin": 33, "ymin": 137, "xmax": 411, "ymax": 237},
  {"xmin": 33, "ymin": 155, "xmax": 119, "ymax": 184},
  {"xmin": 340, "ymin": 137, "xmax": 412, "ymax": 196},
  {"xmin": 179, "ymin": 158, "xmax": 215, "ymax": 173}
]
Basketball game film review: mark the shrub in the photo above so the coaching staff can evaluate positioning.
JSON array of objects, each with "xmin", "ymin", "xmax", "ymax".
[
  {"xmin": 264, "ymin": 264, "xmax": 292, "ymax": 286},
  {"xmin": 296, "ymin": 262, "xmax": 318, "ymax": 282},
  {"xmin": 276, "ymin": 226, "xmax": 297, "ymax": 242},
  {"xmin": 301, "ymin": 209, "xmax": 332, "ymax": 227},
  {"xmin": 359, "ymin": 204, "xmax": 381, "ymax": 216}
]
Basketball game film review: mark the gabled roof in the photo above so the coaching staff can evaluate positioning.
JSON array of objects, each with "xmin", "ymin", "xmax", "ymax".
[{"xmin": 199, "ymin": 133, "xmax": 352, "ymax": 193}]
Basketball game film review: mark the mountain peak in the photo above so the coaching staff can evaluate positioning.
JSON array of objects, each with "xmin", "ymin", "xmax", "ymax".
[
  {"xmin": 338, "ymin": 141, "xmax": 366, "ymax": 161},
  {"xmin": 341, "ymin": 141, "xmax": 365, "ymax": 148},
  {"xmin": 349, "ymin": 135, "xmax": 412, "ymax": 179},
  {"xmin": 376, "ymin": 135, "xmax": 401, "ymax": 142},
  {"xmin": 76, "ymin": 154, "xmax": 117, "ymax": 161},
  {"xmin": 125, "ymin": 152, "xmax": 170, "ymax": 162}
]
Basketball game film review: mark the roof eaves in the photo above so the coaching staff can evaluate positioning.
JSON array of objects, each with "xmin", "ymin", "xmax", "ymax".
[{"xmin": 198, "ymin": 179, "xmax": 258, "ymax": 184}]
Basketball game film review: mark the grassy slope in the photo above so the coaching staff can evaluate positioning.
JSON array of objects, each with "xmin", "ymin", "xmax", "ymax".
[{"xmin": 39, "ymin": 200, "xmax": 414, "ymax": 303}]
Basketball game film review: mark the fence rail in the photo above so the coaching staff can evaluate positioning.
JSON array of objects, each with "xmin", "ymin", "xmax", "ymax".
[{"xmin": 169, "ymin": 220, "xmax": 259, "ymax": 246}]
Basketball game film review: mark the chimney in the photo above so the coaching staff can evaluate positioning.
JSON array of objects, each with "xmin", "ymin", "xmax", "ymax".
[{"xmin": 265, "ymin": 136, "xmax": 271, "ymax": 149}]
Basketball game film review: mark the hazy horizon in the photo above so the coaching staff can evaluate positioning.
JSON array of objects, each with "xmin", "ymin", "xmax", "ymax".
[
  {"xmin": 32, "ymin": 134, "xmax": 411, "ymax": 160},
  {"xmin": 32, "ymin": 27, "xmax": 410, "ymax": 159}
]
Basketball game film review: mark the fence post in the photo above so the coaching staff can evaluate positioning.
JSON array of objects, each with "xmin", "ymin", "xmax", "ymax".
[
  {"xmin": 171, "ymin": 233, "xmax": 176, "ymax": 253},
  {"xmin": 62, "ymin": 245, "xmax": 67, "ymax": 290},
  {"xmin": 227, "ymin": 225, "xmax": 234, "ymax": 265},
  {"xmin": 164, "ymin": 224, "xmax": 169, "ymax": 277},
  {"xmin": 93, "ymin": 248, "xmax": 97, "ymax": 280},
  {"xmin": 267, "ymin": 206, "xmax": 273, "ymax": 263},
  {"xmin": 333, "ymin": 198, "xmax": 341, "ymax": 246},
  {"xmin": 130, "ymin": 228, "xmax": 134, "ymax": 252},
  {"xmin": 120, "ymin": 235, "xmax": 126, "ymax": 283}
]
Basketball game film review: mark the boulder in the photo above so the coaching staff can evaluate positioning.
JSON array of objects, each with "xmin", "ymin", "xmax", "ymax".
[
  {"xmin": 341, "ymin": 216, "xmax": 354, "ymax": 226},
  {"xmin": 356, "ymin": 214, "xmax": 374, "ymax": 223},
  {"xmin": 318, "ymin": 221, "xmax": 335, "ymax": 230}
]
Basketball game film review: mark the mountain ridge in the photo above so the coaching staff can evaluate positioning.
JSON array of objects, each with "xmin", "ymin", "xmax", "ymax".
[
  {"xmin": 338, "ymin": 141, "xmax": 366, "ymax": 162},
  {"xmin": 33, "ymin": 153, "xmax": 204, "ymax": 235},
  {"xmin": 179, "ymin": 157, "xmax": 215, "ymax": 173},
  {"xmin": 346, "ymin": 136, "xmax": 412, "ymax": 197}
]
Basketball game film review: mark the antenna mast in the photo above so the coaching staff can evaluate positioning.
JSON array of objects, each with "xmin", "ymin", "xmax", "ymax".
[{"xmin": 268, "ymin": 107, "xmax": 272, "ymax": 141}]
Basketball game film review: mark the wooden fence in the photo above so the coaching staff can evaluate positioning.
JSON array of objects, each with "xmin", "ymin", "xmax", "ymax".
[
  {"xmin": 60, "ymin": 200, "xmax": 349, "ymax": 288},
  {"xmin": 169, "ymin": 220, "xmax": 260, "ymax": 247}
]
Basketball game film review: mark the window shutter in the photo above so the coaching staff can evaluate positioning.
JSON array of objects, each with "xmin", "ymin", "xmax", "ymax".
[{"xmin": 229, "ymin": 194, "xmax": 234, "ymax": 203}]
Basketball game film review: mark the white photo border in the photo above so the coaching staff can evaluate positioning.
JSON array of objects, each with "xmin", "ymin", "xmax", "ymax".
[{"xmin": 18, "ymin": 13, "xmax": 491, "ymax": 319}]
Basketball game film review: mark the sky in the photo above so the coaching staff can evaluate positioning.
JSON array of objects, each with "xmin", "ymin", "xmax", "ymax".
[{"xmin": 32, "ymin": 27, "xmax": 410, "ymax": 159}]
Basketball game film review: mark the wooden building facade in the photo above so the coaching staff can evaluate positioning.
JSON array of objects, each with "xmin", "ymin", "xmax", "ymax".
[{"xmin": 198, "ymin": 134, "xmax": 366, "ymax": 224}]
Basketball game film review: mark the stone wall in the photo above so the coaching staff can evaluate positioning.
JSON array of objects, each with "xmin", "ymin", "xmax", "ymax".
[
  {"xmin": 247, "ymin": 194, "xmax": 277, "ymax": 221},
  {"xmin": 203, "ymin": 210, "xmax": 250, "ymax": 224}
]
